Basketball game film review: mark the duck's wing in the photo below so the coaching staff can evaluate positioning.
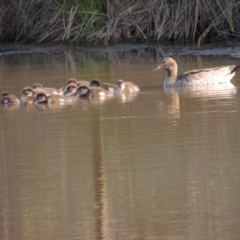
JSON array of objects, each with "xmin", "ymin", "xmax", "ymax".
[
  {"xmin": 102, "ymin": 83, "xmax": 117, "ymax": 92},
  {"xmin": 179, "ymin": 65, "xmax": 238, "ymax": 83},
  {"xmin": 125, "ymin": 82, "xmax": 140, "ymax": 92}
]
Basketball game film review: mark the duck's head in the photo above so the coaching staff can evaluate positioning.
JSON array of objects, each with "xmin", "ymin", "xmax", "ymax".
[
  {"xmin": 2, "ymin": 92, "xmax": 11, "ymax": 98},
  {"xmin": 117, "ymin": 79, "xmax": 126, "ymax": 90},
  {"xmin": 89, "ymin": 79, "xmax": 101, "ymax": 87},
  {"xmin": 154, "ymin": 57, "xmax": 177, "ymax": 72},
  {"xmin": 76, "ymin": 85, "xmax": 90, "ymax": 96},
  {"xmin": 32, "ymin": 83, "xmax": 44, "ymax": 89},
  {"xmin": 34, "ymin": 92, "xmax": 49, "ymax": 104},
  {"xmin": 1, "ymin": 92, "xmax": 11, "ymax": 104},
  {"xmin": 64, "ymin": 83, "xmax": 77, "ymax": 96},
  {"xmin": 22, "ymin": 87, "xmax": 35, "ymax": 97},
  {"xmin": 66, "ymin": 78, "xmax": 78, "ymax": 86},
  {"xmin": 1, "ymin": 92, "xmax": 20, "ymax": 105}
]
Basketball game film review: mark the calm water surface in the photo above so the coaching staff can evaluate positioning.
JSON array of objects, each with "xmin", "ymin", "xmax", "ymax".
[{"xmin": 0, "ymin": 46, "xmax": 240, "ymax": 240}]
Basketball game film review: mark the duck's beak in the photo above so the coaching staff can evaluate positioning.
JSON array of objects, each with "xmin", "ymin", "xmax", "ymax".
[{"xmin": 153, "ymin": 64, "xmax": 163, "ymax": 71}]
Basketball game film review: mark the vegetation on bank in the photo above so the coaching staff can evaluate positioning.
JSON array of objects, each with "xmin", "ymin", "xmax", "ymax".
[{"xmin": 1, "ymin": 0, "xmax": 240, "ymax": 46}]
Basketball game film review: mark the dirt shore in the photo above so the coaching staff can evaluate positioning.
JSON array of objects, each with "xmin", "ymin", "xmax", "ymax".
[{"xmin": 0, "ymin": 43, "xmax": 240, "ymax": 58}]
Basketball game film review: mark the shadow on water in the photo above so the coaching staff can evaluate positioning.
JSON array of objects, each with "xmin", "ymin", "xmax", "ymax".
[{"xmin": 1, "ymin": 44, "xmax": 240, "ymax": 240}]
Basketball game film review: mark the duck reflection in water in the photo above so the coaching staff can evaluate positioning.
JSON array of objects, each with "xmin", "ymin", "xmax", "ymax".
[
  {"xmin": 159, "ymin": 83, "xmax": 237, "ymax": 119},
  {"xmin": 158, "ymin": 89, "xmax": 180, "ymax": 119}
]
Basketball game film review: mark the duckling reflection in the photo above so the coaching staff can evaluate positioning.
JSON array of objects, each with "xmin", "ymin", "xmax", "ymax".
[
  {"xmin": 115, "ymin": 91, "xmax": 138, "ymax": 103},
  {"xmin": 75, "ymin": 97, "xmax": 92, "ymax": 109}
]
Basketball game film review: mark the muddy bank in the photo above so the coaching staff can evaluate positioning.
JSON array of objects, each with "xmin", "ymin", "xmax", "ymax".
[{"xmin": 0, "ymin": 43, "xmax": 240, "ymax": 58}]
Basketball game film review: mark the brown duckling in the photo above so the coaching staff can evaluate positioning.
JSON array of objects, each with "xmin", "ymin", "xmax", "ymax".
[
  {"xmin": 89, "ymin": 79, "xmax": 117, "ymax": 92},
  {"xmin": 1, "ymin": 92, "xmax": 20, "ymax": 105},
  {"xmin": 116, "ymin": 79, "xmax": 140, "ymax": 93},
  {"xmin": 32, "ymin": 83, "xmax": 63, "ymax": 96},
  {"xmin": 66, "ymin": 78, "xmax": 89, "ymax": 87},
  {"xmin": 75, "ymin": 85, "xmax": 113, "ymax": 99},
  {"xmin": 21, "ymin": 87, "xmax": 44, "ymax": 103},
  {"xmin": 34, "ymin": 92, "xmax": 73, "ymax": 105},
  {"xmin": 63, "ymin": 83, "xmax": 78, "ymax": 97}
]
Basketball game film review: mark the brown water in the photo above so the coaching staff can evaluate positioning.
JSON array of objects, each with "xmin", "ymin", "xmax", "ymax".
[{"xmin": 1, "ymin": 46, "xmax": 240, "ymax": 240}]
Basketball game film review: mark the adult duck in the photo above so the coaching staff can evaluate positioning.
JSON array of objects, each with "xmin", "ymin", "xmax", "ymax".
[{"xmin": 154, "ymin": 57, "xmax": 240, "ymax": 87}]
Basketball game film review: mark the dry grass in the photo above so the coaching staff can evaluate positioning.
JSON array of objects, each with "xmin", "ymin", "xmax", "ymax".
[
  {"xmin": 0, "ymin": 0, "xmax": 239, "ymax": 45},
  {"xmin": 103, "ymin": 0, "xmax": 240, "ymax": 45}
]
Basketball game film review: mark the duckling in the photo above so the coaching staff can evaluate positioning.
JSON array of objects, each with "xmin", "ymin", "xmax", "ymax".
[
  {"xmin": 89, "ymin": 79, "xmax": 117, "ymax": 92},
  {"xmin": 154, "ymin": 57, "xmax": 240, "ymax": 87},
  {"xmin": 66, "ymin": 78, "xmax": 89, "ymax": 87},
  {"xmin": 63, "ymin": 83, "xmax": 78, "ymax": 97},
  {"xmin": 21, "ymin": 87, "xmax": 43, "ymax": 103},
  {"xmin": 34, "ymin": 92, "xmax": 73, "ymax": 105},
  {"xmin": 116, "ymin": 79, "xmax": 140, "ymax": 93},
  {"xmin": 32, "ymin": 83, "xmax": 63, "ymax": 95},
  {"xmin": 1, "ymin": 92, "xmax": 20, "ymax": 105},
  {"xmin": 75, "ymin": 85, "xmax": 113, "ymax": 99},
  {"xmin": 34, "ymin": 92, "xmax": 50, "ymax": 104}
]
